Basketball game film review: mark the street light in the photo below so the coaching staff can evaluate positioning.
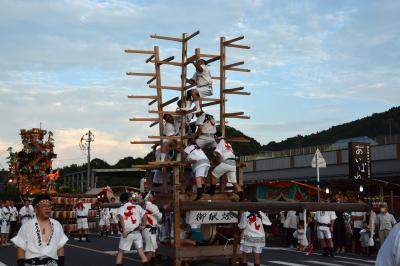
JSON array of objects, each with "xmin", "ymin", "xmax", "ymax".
[
  {"xmin": 325, "ymin": 187, "xmax": 330, "ymax": 194},
  {"xmin": 360, "ymin": 185, "xmax": 364, "ymax": 192}
]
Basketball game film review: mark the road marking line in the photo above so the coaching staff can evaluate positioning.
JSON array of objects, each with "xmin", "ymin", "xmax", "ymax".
[
  {"xmin": 66, "ymin": 243, "xmax": 140, "ymax": 262},
  {"xmin": 245, "ymin": 263, "xmax": 268, "ymax": 266},
  {"xmin": 0, "ymin": 262, "xmax": 7, "ymax": 266},
  {"xmin": 264, "ymin": 247, "xmax": 375, "ymax": 264},
  {"xmin": 269, "ymin": 261, "xmax": 308, "ymax": 266},
  {"xmin": 333, "ymin": 260, "xmax": 372, "ymax": 266},
  {"xmin": 304, "ymin": 260, "xmax": 345, "ymax": 266}
]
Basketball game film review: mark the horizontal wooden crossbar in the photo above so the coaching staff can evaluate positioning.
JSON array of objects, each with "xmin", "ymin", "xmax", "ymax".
[
  {"xmin": 125, "ymin": 49, "xmax": 155, "ymax": 54},
  {"xmin": 223, "ymin": 87, "xmax": 244, "ymax": 93},
  {"xmin": 223, "ymin": 36, "xmax": 244, "ymax": 45},
  {"xmin": 150, "ymin": 34, "xmax": 183, "ymax": 42},
  {"xmin": 185, "ymin": 30, "xmax": 200, "ymax": 41},
  {"xmin": 201, "ymin": 100, "xmax": 221, "ymax": 108},
  {"xmin": 148, "ymin": 161, "xmax": 189, "ymax": 166},
  {"xmin": 227, "ymin": 91, "xmax": 251, "ymax": 95},
  {"xmin": 126, "ymin": 72, "xmax": 156, "ymax": 77},
  {"xmin": 199, "ymin": 97, "xmax": 221, "ymax": 102},
  {"xmin": 226, "ymin": 136, "xmax": 251, "ymax": 143},
  {"xmin": 150, "ymin": 60, "xmax": 182, "ymax": 67},
  {"xmin": 130, "ymin": 140, "xmax": 160, "ymax": 145},
  {"xmin": 228, "ymin": 115, "xmax": 250, "ymax": 119},
  {"xmin": 224, "ymin": 61, "xmax": 244, "ymax": 69},
  {"xmin": 148, "ymin": 110, "xmax": 186, "ymax": 115},
  {"xmin": 225, "ymin": 43, "xmax": 251, "ymax": 49},
  {"xmin": 148, "ymin": 135, "xmax": 181, "ymax": 140},
  {"xmin": 128, "ymin": 95, "xmax": 158, "ymax": 99},
  {"xmin": 149, "ymin": 85, "xmax": 181, "ymax": 91},
  {"xmin": 212, "ymin": 76, "xmax": 226, "ymax": 80},
  {"xmin": 129, "ymin": 118, "xmax": 159, "ymax": 122},
  {"xmin": 147, "ymin": 76, "xmax": 156, "ymax": 84},
  {"xmin": 225, "ymin": 67, "xmax": 250, "ymax": 72},
  {"xmin": 200, "ymin": 53, "xmax": 219, "ymax": 58},
  {"xmin": 224, "ymin": 112, "xmax": 244, "ymax": 117}
]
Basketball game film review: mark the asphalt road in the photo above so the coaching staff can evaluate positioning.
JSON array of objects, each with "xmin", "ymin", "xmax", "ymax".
[{"xmin": 0, "ymin": 234, "xmax": 376, "ymax": 266}]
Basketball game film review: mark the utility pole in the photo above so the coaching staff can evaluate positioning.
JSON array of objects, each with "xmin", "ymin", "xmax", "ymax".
[{"xmin": 79, "ymin": 130, "xmax": 94, "ymax": 191}]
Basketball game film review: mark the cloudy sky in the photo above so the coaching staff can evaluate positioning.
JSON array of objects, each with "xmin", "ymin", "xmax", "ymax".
[{"xmin": 0, "ymin": 0, "xmax": 399, "ymax": 168}]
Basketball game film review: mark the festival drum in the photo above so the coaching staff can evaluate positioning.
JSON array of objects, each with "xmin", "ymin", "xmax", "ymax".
[{"xmin": 200, "ymin": 224, "xmax": 216, "ymax": 243}]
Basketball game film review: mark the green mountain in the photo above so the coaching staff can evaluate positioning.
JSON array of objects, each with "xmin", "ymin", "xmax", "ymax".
[{"xmin": 262, "ymin": 106, "xmax": 400, "ymax": 151}]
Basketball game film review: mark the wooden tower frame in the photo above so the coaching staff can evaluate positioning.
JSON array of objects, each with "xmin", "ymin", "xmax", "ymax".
[{"xmin": 126, "ymin": 31, "xmax": 252, "ymax": 266}]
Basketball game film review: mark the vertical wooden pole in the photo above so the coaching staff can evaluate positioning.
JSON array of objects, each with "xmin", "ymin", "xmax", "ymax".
[
  {"xmin": 220, "ymin": 37, "xmax": 226, "ymax": 136},
  {"xmin": 155, "ymin": 46, "xmax": 168, "ymax": 193},
  {"xmin": 154, "ymin": 46, "xmax": 164, "ymax": 136},
  {"xmin": 174, "ymin": 33, "xmax": 188, "ymax": 266},
  {"xmin": 180, "ymin": 33, "xmax": 188, "ymax": 160},
  {"xmin": 173, "ymin": 165, "xmax": 181, "ymax": 266}
]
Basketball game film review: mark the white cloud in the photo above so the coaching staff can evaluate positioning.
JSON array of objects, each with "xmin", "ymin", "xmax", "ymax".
[{"xmin": 0, "ymin": 0, "xmax": 399, "ymax": 167}]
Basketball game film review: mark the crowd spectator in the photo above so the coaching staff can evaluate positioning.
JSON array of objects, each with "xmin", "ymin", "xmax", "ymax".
[
  {"xmin": 375, "ymin": 205, "xmax": 397, "ymax": 246},
  {"xmin": 351, "ymin": 199, "xmax": 366, "ymax": 254},
  {"xmin": 284, "ymin": 210, "xmax": 298, "ymax": 248}
]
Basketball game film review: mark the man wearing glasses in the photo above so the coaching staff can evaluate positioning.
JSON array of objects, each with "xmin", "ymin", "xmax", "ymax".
[{"xmin": 11, "ymin": 194, "xmax": 68, "ymax": 266}]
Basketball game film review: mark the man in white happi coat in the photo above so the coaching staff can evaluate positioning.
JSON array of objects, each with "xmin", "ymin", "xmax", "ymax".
[
  {"xmin": 315, "ymin": 207, "xmax": 337, "ymax": 257},
  {"xmin": 19, "ymin": 200, "xmax": 35, "ymax": 225},
  {"xmin": 238, "ymin": 199, "xmax": 271, "ymax": 266},
  {"xmin": 99, "ymin": 206, "xmax": 111, "ymax": 237},
  {"xmin": 116, "ymin": 192, "xmax": 149, "ymax": 266},
  {"xmin": 194, "ymin": 111, "xmax": 217, "ymax": 150},
  {"xmin": 181, "ymin": 59, "xmax": 213, "ymax": 113},
  {"xmin": 1, "ymin": 200, "xmax": 11, "ymax": 245},
  {"xmin": 9, "ymin": 201, "xmax": 19, "ymax": 238},
  {"xmin": 11, "ymin": 194, "xmax": 68, "ymax": 266},
  {"xmin": 109, "ymin": 197, "xmax": 119, "ymax": 235},
  {"xmin": 209, "ymin": 132, "xmax": 244, "ymax": 201},
  {"xmin": 183, "ymin": 143, "xmax": 210, "ymax": 201},
  {"xmin": 160, "ymin": 114, "xmax": 178, "ymax": 162},
  {"xmin": 74, "ymin": 200, "xmax": 90, "ymax": 242},
  {"xmin": 141, "ymin": 192, "xmax": 162, "ymax": 265}
]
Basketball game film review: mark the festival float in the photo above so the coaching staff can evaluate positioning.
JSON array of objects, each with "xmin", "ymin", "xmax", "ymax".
[{"xmin": 7, "ymin": 128, "xmax": 58, "ymax": 195}]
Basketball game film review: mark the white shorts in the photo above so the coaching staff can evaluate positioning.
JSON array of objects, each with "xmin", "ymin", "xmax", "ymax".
[
  {"xmin": 119, "ymin": 232, "xmax": 143, "ymax": 251},
  {"xmin": 196, "ymin": 137, "xmax": 216, "ymax": 149},
  {"xmin": 317, "ymin": 226, "xmax": 332, "ymax": 239},
  {"xmin": 99, "ymin": 218, "xmax": 110, "ymax": 226},
  {"xmin": 194, "ymin": 165, "xmax": 209, "ymax": 178},
  {"xmin": 197, "ymin": 85, "xmax": 213, "ymax": 97},
  {"xmin": 77, "ymin": 218, "xmax": 89, "ymax": 229},
  {"xmin": 211, "ymin": 162, "xmax": 237, "ymax": 183},
  {"xmin": 142, "ymin": 228, "xmax": 158, "ymax": 252},
  {"xmin": 240, "ymin": 244, "xmax": 263, "ymax": 254},
  {"xmin": 1, "ymin": 222, "xmax": 10, "ymax": 234}
]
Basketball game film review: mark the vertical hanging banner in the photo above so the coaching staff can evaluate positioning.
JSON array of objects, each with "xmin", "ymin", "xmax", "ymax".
[{"xmin": 348, "ymin": 142, "xmax": 371, "ymax": 180}]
